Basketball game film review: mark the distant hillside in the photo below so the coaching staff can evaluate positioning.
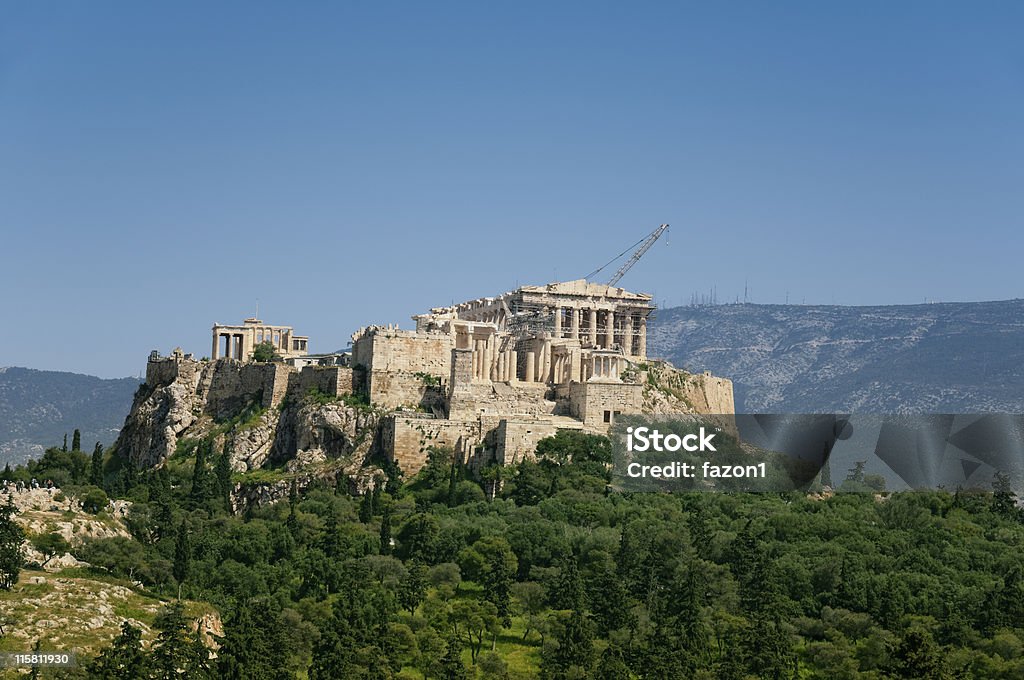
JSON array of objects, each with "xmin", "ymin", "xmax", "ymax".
[
  {"xmin": 0, "ymin": 367, "xmax": 140, "ymax": 465},
  {"xmin": 647, "ymin": 299, "xmax": 1024, "ymax": 413}
]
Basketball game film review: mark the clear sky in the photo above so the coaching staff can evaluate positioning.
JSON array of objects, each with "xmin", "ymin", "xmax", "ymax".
[{"xmin": 2, "ymin": 2, "xmax": 1022, "ymax": 378}]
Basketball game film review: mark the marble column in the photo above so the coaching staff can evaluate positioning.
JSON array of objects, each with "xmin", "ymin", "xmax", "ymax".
[
  {"xmin": 571, "ymin": 308, "xmax": 580, "ymax": 341},
  {"xmin": 639, "ymin": 318, "xmax": 647, "ymax": 358},
  {"xmin": 605, "ymin": 311, "xmax": 615, "ymax": 348},
  {"xmin": 624, "ymin": 313, "xmax": 634, "ymax": 356},
  {"xmin": 525, "ymin": 351, "xmax": 535, "ymax": 383},
  {"xmin": 554, "ymin": 306, "xmax": 562, "ymax": 338},
  {"xmin": 589, "ymin": 309, "xmax": 598, "ymax": 346}
]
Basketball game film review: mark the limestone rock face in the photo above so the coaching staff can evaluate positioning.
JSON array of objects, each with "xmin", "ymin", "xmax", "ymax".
[
  {"xmin": 117, "ymin": 380, "xmax": 198, "ymax": 467},
  {"xmin": 116, "ymin": 358, "xmax": 386, "ymax": 511},
  {"xmin": 227, "ymin": 409, "xmax": 279, "ymax": 472},
  {"xmin": 292, "ymin": 402, "xmax": 379, "ymax": 462}
]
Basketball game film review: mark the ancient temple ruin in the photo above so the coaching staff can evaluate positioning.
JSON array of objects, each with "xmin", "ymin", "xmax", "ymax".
[{"xmin": 211, "ymin": 318, "xmax": 309, "ymax": 361}]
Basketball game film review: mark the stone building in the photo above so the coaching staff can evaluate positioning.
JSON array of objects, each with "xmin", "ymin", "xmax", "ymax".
[{"xmin": 211, "ymin": 318, "xmax": 309, "ymax": 361}]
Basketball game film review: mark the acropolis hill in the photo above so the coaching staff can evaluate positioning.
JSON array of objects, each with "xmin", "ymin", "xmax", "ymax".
[{"xmin": 116, "ymin": 280, "xmax": 734, "ymax": 503}]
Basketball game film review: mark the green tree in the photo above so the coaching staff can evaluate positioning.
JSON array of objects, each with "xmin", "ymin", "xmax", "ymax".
[
  {"xmin": 542, "ymin": 608, "xmax": 594, "ymax": 678},
  {"xmin": 90, "ymin": 442, "xmax": 104, "ymax": 488},
  {"xmin": 992, "ymin": 471, "xmax": 1018, "ymax": 519},
  {"xmin": 31, "ymin": 532, "xmax": 69, "ymax": 567},
  {"xmin": 87, "ymin": 620, "xmax": 149, "ymax": 679},
  {"xmin": 81, "ymin": 486, "xmax": 109, "ymax": 514},
  {"xmin": 173, "ymin": 519, "xmax": 191, "ymax": 597},
  {"xmin": 379, "ymin": 504, "xmax": 393, "ymax": 555},
  {"xmin": 886, "ymin": 628, "xmax": 951, "ymax": 679},
  {"xmin": 215, "ymin": 444, "xmax": 233, "ymax": 512},
  {"xmin": 484, "ymin": 550, "xmax": 514, "ymax": 627},
  {"xmin": 438, "ymin": 637, "xmax": 469, "ymax": 680},
  {"xmin": 150, "ymin": 602, "xmax": 211, "ymax": 679},
  {"xmin": 0, "ymin": 497, "xmax": 25, "ymax": 589},
  {"xmin": 251, "ymin": 341, "xmax": 279, "ymax": 363},
  {"xmin": 398, "ymin": 561, "xmax": 427, "ymax": 614},
  {"xmin": 218, "ymin": 599, "xmax": 290, "ymax": 680},
  {"xmin": 72, "ymin": 429, "xmax": 81, "ymax": 452},
  {"xmin": 190, "ymin": 440, "xmax": 212, "ymax": 508}
]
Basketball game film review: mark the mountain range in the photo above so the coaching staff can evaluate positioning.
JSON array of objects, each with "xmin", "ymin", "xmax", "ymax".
[
  {"xmin": 646, "ymin": 299, "xmax": 1024, "ymax": 413},
  {"xmin": 0, "ymin": 367, "xmax": 140, "ymax": 466}
]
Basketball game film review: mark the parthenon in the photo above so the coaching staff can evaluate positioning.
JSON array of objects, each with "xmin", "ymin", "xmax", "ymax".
[
  {"xmin": 410, "ymin": 278, "xmax": 653, "ymax": 385},
  {"xmin": 211, "ymin": 318, "xmax": 309, "ymax": 361}
]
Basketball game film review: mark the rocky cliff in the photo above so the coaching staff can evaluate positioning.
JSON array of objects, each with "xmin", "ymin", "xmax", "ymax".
[{"xmin": 114, "ymin": 358, "xmax": 386, "ymax": 508}]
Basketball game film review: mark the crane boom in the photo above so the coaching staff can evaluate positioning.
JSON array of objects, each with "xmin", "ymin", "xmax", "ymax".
[{"xmin": 607, "ymin": 224, "xmax": 669, "ymax": 286}]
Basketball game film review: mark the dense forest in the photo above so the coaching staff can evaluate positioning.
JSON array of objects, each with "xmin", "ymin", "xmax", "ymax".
[{"xmin": 3, "ymin": 425, "xmax": 1024, "ymax": 679}]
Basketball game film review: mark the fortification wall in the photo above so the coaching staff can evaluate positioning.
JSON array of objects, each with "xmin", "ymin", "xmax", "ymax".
[
  {"xmin": 289, "ymin": 366, "xmax": 356, "ymax": 399},
  {"xmin": 383, "ymin": 414, "xmax": 482, "ymax": 477},
  {"xmin": 493, "ymin": 417, "xmax": 584, "ymax": 466},
  {"xmin": 200, "ymin": 360, "xmax": 291, "ymax": 419},
  {"xmin": 569, "ymin": 381, "xmax": 644, "ymax": 427},
  {"xmin": 683, "ymin": 373, "xmax": 735, "ymax": 414}
]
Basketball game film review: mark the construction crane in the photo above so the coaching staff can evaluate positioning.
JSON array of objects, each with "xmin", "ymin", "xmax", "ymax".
[{"xmin": 585, "ymin": 224, "xmax": 669, "ymax": 286}]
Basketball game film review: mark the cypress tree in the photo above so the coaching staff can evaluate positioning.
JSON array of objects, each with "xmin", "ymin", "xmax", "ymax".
[
  {"xmin": 90, "ymin": 442, "xmax": 104, "ymax": 488},
  {"xmin": 172, "ymin": 519, "xmax": 191, "ymax": 597},
  {"xmin": 379, "ymin": 504, "xmax": 392, "ymax": 555},
  {"xmin": 62, "ymin": 433, "xmax": 68, "ymax": 452},
  {"xmin": 190, "ymin": 440, "xmax": 211, "ymax": 508},
  {"xmin": 72, "ymin": 429, "xmax": 81, "ymax": 452},
  {"xmin": 215, "ymin": 444, "xmax": 233, "ymax": 512},
  {"xmin": 0, "ymin": 496, "xmax": 25, "ymax": 590},
  {"xmin": 484, "ymin": 551, "xmax": 513, "ymax": 627}
]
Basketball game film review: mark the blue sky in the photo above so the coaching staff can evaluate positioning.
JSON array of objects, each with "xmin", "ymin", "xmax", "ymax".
[{"xmin": 2, "ymin": 2, "xmax": 1022, "ymax": 378}]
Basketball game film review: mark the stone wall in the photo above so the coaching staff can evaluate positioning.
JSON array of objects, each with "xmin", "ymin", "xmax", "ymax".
[
  {"xmin": 289, "ymin": 366, "xmax": 356, "ymax": 399},
  {"xmin": 683, "ymin": 372, "xmax": 735, "ymax": 415},
  {"xmin": 492, "ymin": 417, "xmax": 584, "ymax": 466},
  {"xmin": 568, "ymin": 381, "xmax": 645, "ymax": 427},
  {"xmin": 382, "ymin": 414, "xmax": 482, "ymax": 477},
  {"xmin": 199, "ymin": 360, "xmax": 291, "ymax": 420},
  {"xmin": 353, "ymin": 329, "xmax": 454, "ymax": 408}
]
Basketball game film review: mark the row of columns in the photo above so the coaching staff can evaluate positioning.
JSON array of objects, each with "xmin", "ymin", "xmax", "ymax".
[
  {"xmin": 471, "ymin": 335, "xmax": 519, "ymax": 382},
  {"xmin": 213, "ymin": 333, "xmax": 246, "ymax": 360},
  {"xmin": 553, "ymin": 307, "xmax": 646, "ymax": 356}
]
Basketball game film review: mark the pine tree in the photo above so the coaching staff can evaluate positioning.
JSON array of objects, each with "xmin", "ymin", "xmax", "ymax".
[
  {"xmin": 90, "ymin": 442, "xmax": 104, "ymax": 488},
  {"xmin": 87, "ymin": 620, "xmax": 148, "ymax": 679},
  {"xmin": 0, "ymin": 496, "xmax": 25, "ymax": 590},
  {"xmin": 438, "ymin": 637, "xmax": 469, "ymax": 680},
  {"xmin": 595, "ymin": 645, "xmax": 631, "ymax": 680},
  {"xmin": 150, "ymin": 602, "xmax": 211, "ymax": 680},
  {"xmin": 218, "ymin": 599, "xmax": 289, "ymax": 680},
  {"xmin": 72, "ymin": 429, "xmax": 81, "ymax": 452}
]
